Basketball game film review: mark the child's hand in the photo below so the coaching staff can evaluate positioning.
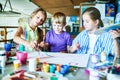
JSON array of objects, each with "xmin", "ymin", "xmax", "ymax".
[
  {"xmin": 29, "ymin": 41, "xmax": 37, "ymax": 49},
  {"xmin": 73, "ymin": 42, "xmax": 80, "ymax": 51},
  {"xmin": 39, "ymin": 41, "xmax": 45, "ymax": 47},
  {"xmin": 110, "ymin": 30, "xmax": 120, "ymax": 39}
]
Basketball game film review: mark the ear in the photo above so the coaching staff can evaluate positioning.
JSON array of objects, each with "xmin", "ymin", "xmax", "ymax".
[{"xmin": 95, "ymin": 19, "xmax": 99, "ymax": 26}]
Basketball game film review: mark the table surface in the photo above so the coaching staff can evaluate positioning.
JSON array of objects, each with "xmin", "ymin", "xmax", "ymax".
[
  {"xmin": 0, "ymin": 51, "xmax": 90, "ymax": 80},
  {"xmin": 0, "ymin": 64, "xmax": 89, "ymax": 80}
]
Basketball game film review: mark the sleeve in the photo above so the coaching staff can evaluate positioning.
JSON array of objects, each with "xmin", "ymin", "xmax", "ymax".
[
  {"xmin": 45, "ymin": 31, "xmax": 50, "ymax": 43},
  {"xmin": 72, "ymin": 32, "xmax": 83, "ymax": 46},
  {"xmin": 66, "ymin": 33, "xmax": 72, "ymax": 46}
]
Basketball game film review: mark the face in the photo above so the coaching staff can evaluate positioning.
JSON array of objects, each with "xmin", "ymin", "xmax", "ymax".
[
  {"xmin": 83, "ymin": 13, "xmax": 98, "ymax": 31},
  {"xmin": 52, "ymin": 21, "xmax": 64, "ymax": 34},
  {"xmin": 31, "ymin": 11, "xmax": 46, "ymax": 27}
]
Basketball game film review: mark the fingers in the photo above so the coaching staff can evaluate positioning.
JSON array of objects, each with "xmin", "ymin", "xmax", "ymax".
[
  {"xmin": 76, "ymin": 42, "xmax": 80, "ymax": 49},
  {"xmin": 38, "ymin": 41, "xmax": 45, "ymax": 47},
  {"xmin": 30, "ymin": 41, "xmax": 37, "ymax": 49},
  {"xmin": 110, "ymin": 30, "xmax": 119, "ymax": 39},
  {"xmin": 72, "ymin": 42, "xmax": 80, "ymax": 51}
]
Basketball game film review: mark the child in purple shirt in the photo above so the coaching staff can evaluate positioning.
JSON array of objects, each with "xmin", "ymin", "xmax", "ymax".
[{"xmin": 45, "ymin": 12, "xmax": 72, "ymax": 52}]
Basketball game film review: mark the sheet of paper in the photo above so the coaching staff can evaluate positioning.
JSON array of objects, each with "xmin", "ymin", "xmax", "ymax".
[{"xmin": 28, "ymin": 52, "xmax": 90, "ymax": 67}]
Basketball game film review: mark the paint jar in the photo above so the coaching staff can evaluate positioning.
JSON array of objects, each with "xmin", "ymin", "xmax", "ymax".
[
  {"xmin": 0, "ymin": 50, "xmax": 6, "ymax": 75},
  {"xmin": 50, "ymin": 64, "xmax": 56, "ymax": 73},
  {"xmin": 16, "ymin": 51, "xmax": 28, "ymax": 65},
  {"xmin": 91, "ymin": 54, "xmax": 99, "ymax": 64},
  {"xmin": 100, "ymin": 52, "xmax": 106, "ymax": 62},
  {"xmin": 29, "ymin": 58, "xmax": 36, "ymax": 72},
  {"xmin": 13, "ymin": 60, "xmax": 20, "ymax": 70},
  {"xmin": 56, "ymin": 64, "xmax": 61, "ymax": 72},
  {"xmin": 43, "ymin": 63, "xmax": 49, "ymax": 72},
  {"xmin": 89, "ymin": 70, "xmax": 100, "ymax": 80},
  {"xmin": 19, "ymin": 44, "xmax": 25, "ymax": 52},
  {"xmin": 0, "ymin": 50, "xmax": 6, "ymax": 67},
  {"xmin": 60, "ymin": 65, "xmax": 69, "ymax": 75}
]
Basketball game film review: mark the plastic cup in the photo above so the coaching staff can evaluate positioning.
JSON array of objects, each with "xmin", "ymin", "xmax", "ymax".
[
  {"xmin": 56, "ymin": 64, "xmax": 61, "ymax": 72},
  {"xmin": 16, "ymin": 51, "xmax": 28, "ymax": 65},
  {"xmin": 43, "ymin": 63, "xmax": 50, "ymax": 72},
  {"xmin": 50, "ymin": 64, "xmax": 56, "ymax": 73},
  {"xmin": 29, "ymin": 58, "xmax": 36, "ymax": 72},
  {"xmin": 13, "ymin": 60, "xmax": 20, "ymax": 70},
  {"xmin": 4, "ymin": 43, "xmax": 12, "ymax": 51},
  {"xmin": 89, "ymin": 70, "xmax": 100, "ymax": 80},
  {"xmin": 0, "ymin": 50, "xmax": 6, "ymax": 67}
]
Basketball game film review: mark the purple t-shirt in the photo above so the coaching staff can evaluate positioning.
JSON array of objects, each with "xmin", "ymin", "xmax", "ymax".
[{"xmin": 45, "ymin": 30, "xmax": 72, "ymax": 52}]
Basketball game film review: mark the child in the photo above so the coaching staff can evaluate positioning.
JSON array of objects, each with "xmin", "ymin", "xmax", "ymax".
[
  {"xmin": 45, "ymin": 12, "xmax": 72, "ymax": 53},
  {"xmin": 14, "ymin": 8, "xmax": 47, "ymax": 52},
  {"xmin": 70, "ymin": 7, "xmax": 114, "ymax": 56}
]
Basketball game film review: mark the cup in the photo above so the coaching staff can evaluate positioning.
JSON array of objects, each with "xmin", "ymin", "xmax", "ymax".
[
  {"xmin": 50, "ymin": 64, "xmax": 56, "ymax": 73},
  {"xmin": 4, "ymin": 43, "xmax": 12, "ymax": 51},
  {"xmin": 19, "ymin": 44, "xmax": 25, "ymax": 52},
  {"xmin": 29, "ymin": 58, "xmax": 36, "ymax": 72},
  {"xmin": 56, "ymin": 64, "xmax": 61, "ymax": 72},
  {"xmin": 16, "ymin": 51, "xmax": 28, "ymax": 65},
  {"xmin": 89, "ymin": 70, "xmax": 100, "ymax": 80},
  {"xmin": 0, "ymin": 50, "xmax": 6, "ymax": 67},
  {"xmin": 43, "ymin": 63, "xmax": 50, "ymax": 72},
  {"xmin": 91, "ymin": 54, "xmax": 99, "ymax": 64},
  {"xmin": 13, "ymin": 60, "xmax": 20, "ymax": 70},
  {"xmin": 60, "ymin": 65, "xmax": 69, "ymax": 75}
]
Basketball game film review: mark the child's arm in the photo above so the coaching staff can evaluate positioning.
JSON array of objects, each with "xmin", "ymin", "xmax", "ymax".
[
  {"xmin": 69, "ymin": 42, "xmax": 80, "ymax": 53},
  {"xmin": 14, "ymin": 27, "xmax": 38, "ymax": 49},
  {"xmin": 110, "ymin": 30, "xmax": 120, "ymax": 58}
]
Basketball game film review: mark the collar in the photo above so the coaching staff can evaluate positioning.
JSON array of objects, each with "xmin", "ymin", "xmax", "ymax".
[{"xmin": 26, "ymin": 23, "xmax": 38, "ymax": 32}]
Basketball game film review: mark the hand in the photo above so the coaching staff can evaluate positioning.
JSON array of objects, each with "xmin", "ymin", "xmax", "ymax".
[
  {"xmin": 29, "ymin": 41, "xmax": 37, "ymax": 49},
  {"xmin": 110, "ymin": 30, "xmax": 120, "ymax": 39},
  {"xmin": 39, "ymin": 41, "xmax": 45, "ymax": 48},
  {"xmin": 73, "ymin": 42, "xmax": 80, "ymax": 51}
]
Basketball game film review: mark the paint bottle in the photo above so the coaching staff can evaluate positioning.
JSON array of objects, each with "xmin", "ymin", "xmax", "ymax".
[
  {"xmin": 0, "ymin": 50, "xmax": 6, "ymax": 74},
  {"xmin": 100, "ymin": 52, "xmax": 106, "ymax": 62},
  {"xmin": 50, "ymin": 64, "xmax": 56, "ymax": 73},
  {"xmin": 91, "ymin": 54, "xmax": 99, "ymax": 64},
  {"xmin": 89, "ymin": 70, "xmax": 100, "ymax": 80},
  {"xmin": 42, "ymin": 63, "xmax": 49, "ymax": 72},
  {"xmin": 29, "ymin": 58, "xmax": 36, "ymax": 72},
  {"xmin": 56, "ymin": 64, "xmax": 61, "ymax": 72}
]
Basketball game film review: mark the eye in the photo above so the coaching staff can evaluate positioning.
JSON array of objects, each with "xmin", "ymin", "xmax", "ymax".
[{"xmin": 37, "ymin": 16, "xmax": 40, "ymax": 19}]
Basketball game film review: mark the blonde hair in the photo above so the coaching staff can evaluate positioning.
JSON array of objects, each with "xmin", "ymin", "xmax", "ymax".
[
  {"xmin": 30, "ymin": 8, "xmax": 47, "ymax": 20},
  {"xmin": 52, "ymin": 12, "xmax": 66, "ymax": 25}
]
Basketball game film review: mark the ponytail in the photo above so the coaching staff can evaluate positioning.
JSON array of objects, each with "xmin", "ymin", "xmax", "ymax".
[{"xmin": 98, "ymin": 19, "xmax": 104, "ymax": 28}]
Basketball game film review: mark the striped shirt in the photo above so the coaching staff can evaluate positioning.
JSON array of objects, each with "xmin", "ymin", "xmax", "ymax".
[
  {"xmin": 20, "ymin": 23, "xmax": 38, "ymax": 52},
  {"xmin": 72, "ymin": 30, "xmax": 114, "ymax": 56}
]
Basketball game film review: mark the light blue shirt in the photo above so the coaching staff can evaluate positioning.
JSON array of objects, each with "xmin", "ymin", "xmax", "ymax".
[{"xmin": 72, "ymin": 30, "xmax": 114, "ymax": 56}]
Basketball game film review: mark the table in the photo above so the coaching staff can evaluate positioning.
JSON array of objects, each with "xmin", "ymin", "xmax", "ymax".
[
  {"xmin": 0, "ymin": 52, "xmax": 90, "ymax": 80},
  {"xmin": 0, "ymin": 64, "xmax": 89, "ymax": 80}
]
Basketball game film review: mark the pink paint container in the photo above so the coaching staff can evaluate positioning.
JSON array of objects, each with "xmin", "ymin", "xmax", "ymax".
[{"xmin": 16, "ymin": 51, "xmax": 28, "ymax": 65}]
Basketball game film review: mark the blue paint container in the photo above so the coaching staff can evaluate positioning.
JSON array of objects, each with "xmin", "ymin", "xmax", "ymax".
[{"xmin": 50, "ymin": 64, "xmax": 56, "ymax": 73}]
